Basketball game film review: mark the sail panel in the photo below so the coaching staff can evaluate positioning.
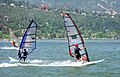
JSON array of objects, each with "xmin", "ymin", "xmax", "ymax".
[
  {"xmin": 63, "ymin": 13, "xmax": 90, "ymax": 62},
  {"xmin": 19, "ymin": 20, "xmax": 37, "ymax": 55}
]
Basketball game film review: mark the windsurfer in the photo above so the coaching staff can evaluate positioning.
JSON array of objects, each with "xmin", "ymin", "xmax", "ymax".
[
  {"xmin": 63, "ymin": 12, "xmax": 90, "ymax": 62},
  {"xmin": 19, "ymin": 49, "xmax": 28, "ymax": 61},
  {"xmin": 11, "ymin": 40, "xmax": 17, "ymax": 47},
  {"xmin": 74, "ymin": 44, "xmax": 83, "ymax": 61}
]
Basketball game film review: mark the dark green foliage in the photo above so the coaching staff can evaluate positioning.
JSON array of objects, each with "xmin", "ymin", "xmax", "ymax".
[{"xmin": 0, "ymin": 1, "xmax": 120, "ymax": 39}]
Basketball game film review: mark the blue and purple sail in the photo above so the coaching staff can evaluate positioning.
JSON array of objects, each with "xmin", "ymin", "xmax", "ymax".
[
  {"xmin": 63, "ymin": 12, "xmax": 90, "ymax": 62},
  {"xmin": 18, "ymin": 20, "xmax": 37, "ymax": 59}
]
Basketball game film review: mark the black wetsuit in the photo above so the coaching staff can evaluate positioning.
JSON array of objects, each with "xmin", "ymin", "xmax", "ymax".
[
  {"xmin": 19, "ymin": 50, "xmax": 28, "ymax": 61},
  {"xmin": 22, "ymin": 51, "xmax": 28, "ymax": 61},
  {"xmin": 74, "ymin": 47, "xmax": 81, "ymax": 60}
]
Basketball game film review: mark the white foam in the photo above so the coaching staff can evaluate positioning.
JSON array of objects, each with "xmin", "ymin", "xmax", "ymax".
[
  {"xmin": 0, "ymin": 59, "xmax": 105, "ymax": 68},
  {"xmin": 9, "ymin": 57, "xmax": 46, "ymax": 63},
  {"xmin": 9, "ymin": 57, "xmax": 19, "ymax": 62},
  {"xmin": 0, "ymin": 47, "xmax": 19, "ymax": 50},
  {"xmin": 29, "ymin": 59, "xmax": 44, "ymax": 63},
  {"xmin": 0, "ymin": 63, "xmax": 18, "ymax": 67}
]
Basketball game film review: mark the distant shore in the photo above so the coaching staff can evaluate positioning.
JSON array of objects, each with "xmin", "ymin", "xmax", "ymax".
[
  {"xmin": 0, "ymin": 38, "xmax": 119, "ymax": 40},
  {"xmin": 0, "ymin": 38, "xmax": 120, "ymax": 42}
]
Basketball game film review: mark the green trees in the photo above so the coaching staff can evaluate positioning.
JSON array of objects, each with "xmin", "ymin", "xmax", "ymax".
[{"xmin": 0, "ymin": 3, "xmax": 120, "ymax": 39}]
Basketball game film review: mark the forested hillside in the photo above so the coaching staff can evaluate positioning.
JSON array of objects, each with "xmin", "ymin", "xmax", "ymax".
[
  {"xmin": 0, "ymin": 0, "xmax": 120, "ymax": 39},
  {"xmin": 13, "ymin": 0, "xmax": 120, "ymax": 12}
]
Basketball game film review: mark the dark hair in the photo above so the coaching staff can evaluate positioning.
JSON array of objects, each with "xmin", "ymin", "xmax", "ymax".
[{"xmin": 24, "ymin": 49, "xmax": 26, "ymax": 51}]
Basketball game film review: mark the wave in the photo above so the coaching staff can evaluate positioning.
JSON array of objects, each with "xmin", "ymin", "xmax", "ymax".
[
  {"xmin": 9, "ymin": 57, "xmax": 48, "ymax": 63},
  {"xmin": 0, "ymin": 58, "xmax": 104, "ymax": 68},
  {"xmin": 0, "ymin": 47, "xmax": 19, "ymax": 50}
]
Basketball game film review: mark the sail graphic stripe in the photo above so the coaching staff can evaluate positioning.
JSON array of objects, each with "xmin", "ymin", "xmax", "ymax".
[
  {"xmin": 26, "ymin": 34, "xmax": 36, "ymax": 36},
  {"xmin": 29, "ymin": 26, "xmax": 37, "ymax": 28},
  {"xmin": 69, "ymin": 43, "xmax": 82, "ymax": 47},
  {"xmin": 23, "ymin": 41, "xmax": 36, "ymax": 43},
  {"xmin": 65, "ymin": 24, "xmax": 74, "ymax": 27}
]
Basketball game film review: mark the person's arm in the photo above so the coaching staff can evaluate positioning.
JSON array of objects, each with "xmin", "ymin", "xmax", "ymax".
[
  {"xmin": 79, "ymin": 47, "xmax": 85, "ymax": 50},
  {"xmin": 69, "ymin": 50, "xmax": 74, "ymax": 58}
]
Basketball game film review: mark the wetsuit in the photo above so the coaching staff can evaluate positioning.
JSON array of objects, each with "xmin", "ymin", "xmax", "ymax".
[
  {"xmin": 74, "ymin": 47, "xmax": 81, "ymax": 60},
  {"xmin": 22, "ymin": 51, "xmax": 28, "ymax": 61},
  {"xmin": 12, "ymin": 41, "xmax": 17, "ymax": 47},
  {"xmin": 19, "ymin": 50, "xmax": 28, "ymax": 61}
]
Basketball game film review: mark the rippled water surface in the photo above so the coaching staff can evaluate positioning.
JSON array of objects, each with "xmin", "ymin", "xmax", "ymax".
[{"xmin": 0, "ymin": 40, "xmax": 120, "ymax": 77}]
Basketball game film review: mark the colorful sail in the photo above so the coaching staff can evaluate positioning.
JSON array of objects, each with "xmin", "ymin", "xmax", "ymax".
[
  {"xmin": 63, "ymin": 12, "xmax": 90, "ymax": 62},
  {"xmin": 9, "ymin": 29, "xmax": 19, "ymax": 47},
  {"xmin": 18, "ymin": 20, "xmax": 37, "ymax": 58}
]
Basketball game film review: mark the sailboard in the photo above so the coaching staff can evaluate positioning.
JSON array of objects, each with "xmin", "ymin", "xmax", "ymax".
[
  {"xmin": 18, "ymin": 20, "xmax": 37, "ymax": 60},
  {"xmin": 63, "ymin": 12, "xmax": 90, "ymax": 62}
]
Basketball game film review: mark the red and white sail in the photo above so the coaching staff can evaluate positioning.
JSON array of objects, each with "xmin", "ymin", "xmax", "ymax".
[{"xmin": 63, "ymin": 12, "xmax": 90, "ymax": 62}]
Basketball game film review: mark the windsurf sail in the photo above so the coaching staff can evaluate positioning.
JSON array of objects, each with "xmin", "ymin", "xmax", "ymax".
[
  {"xmin": 63, "ymin": 12, "xmax": 90, "ymax": 62},
  {"xmin": 9, "ymin": 29, "xmax": 19, "ymax": 47},
  {"xmin": 18, "ymin": 20, "xmax": 37, "ymax": 59}
]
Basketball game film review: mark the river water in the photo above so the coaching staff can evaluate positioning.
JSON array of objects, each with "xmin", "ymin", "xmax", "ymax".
[{"xmin": 0, "ymin": 40, "xmax": 120, "ymax": 77}]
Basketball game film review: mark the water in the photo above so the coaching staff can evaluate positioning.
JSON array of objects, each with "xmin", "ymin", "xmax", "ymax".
[{"xmin": 0, "ymin": 40, "xmax": 120, "ymax": 77}]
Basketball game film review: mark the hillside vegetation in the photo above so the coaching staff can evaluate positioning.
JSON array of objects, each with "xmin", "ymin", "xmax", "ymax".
[{"xmin": 0, "ymin": 0, "xmax": 120, "ymax": 39}]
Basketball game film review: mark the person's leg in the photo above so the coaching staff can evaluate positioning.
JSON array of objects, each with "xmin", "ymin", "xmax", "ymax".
[
  {"xmin": 23, "ymin": 56, "xmax": 27, "ymax": 61},
  {"xmin": 23, "ymin": 57, "xmax": 25, "ymax": 61},
  {"xmin": 19, "ymin": 57, "xmax": 22, "ymax": 61}
]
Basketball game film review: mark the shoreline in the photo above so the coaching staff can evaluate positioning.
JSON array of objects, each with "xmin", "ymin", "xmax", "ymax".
[{"xmin": 0, "ymin": 38, "xmax": 120, "ymax": 42}]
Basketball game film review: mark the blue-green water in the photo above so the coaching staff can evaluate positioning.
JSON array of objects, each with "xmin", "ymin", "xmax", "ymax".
[{"xmin": 0, "ymin": 40, "xmax": 120, "ymax": 77}]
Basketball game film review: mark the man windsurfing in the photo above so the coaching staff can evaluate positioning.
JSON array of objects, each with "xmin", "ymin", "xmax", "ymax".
[
  {"xmin": 19, "ymin": 49, "xmax": 28, "ymax": 61},
  {"xmin": 74, "ymin": 44, "xmax": 82, "ymax": 61},
  {"xmin": 63, "ymin": 12, "xmax": 90, "ymax": 62},
  {"xmin": 11, "ymin": 40, "xmax": 18, "ymax": 47}
]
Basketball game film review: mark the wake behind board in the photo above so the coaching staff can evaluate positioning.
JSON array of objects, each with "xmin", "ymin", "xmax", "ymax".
[
  {"xmin": 9, "ymin": 57, "xmax": 30, "ymax": 64},
  {"xmin": 0, "ymin": 58, "xmax": 104, "ymax": 68},
  {"xmin": 44, "ymin": 59, "xmax": 105, "ymax": 67},
  {"xmin": 71, "ymin": 59, "xmax": 105, "ymax": 67},
  {"xmin": 0, "ymin": 47, "xmax": 19, "ymax": 50},
  {"xmin": 36, "ymin": 59, "xmax": 105, "ymax": 67}
]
